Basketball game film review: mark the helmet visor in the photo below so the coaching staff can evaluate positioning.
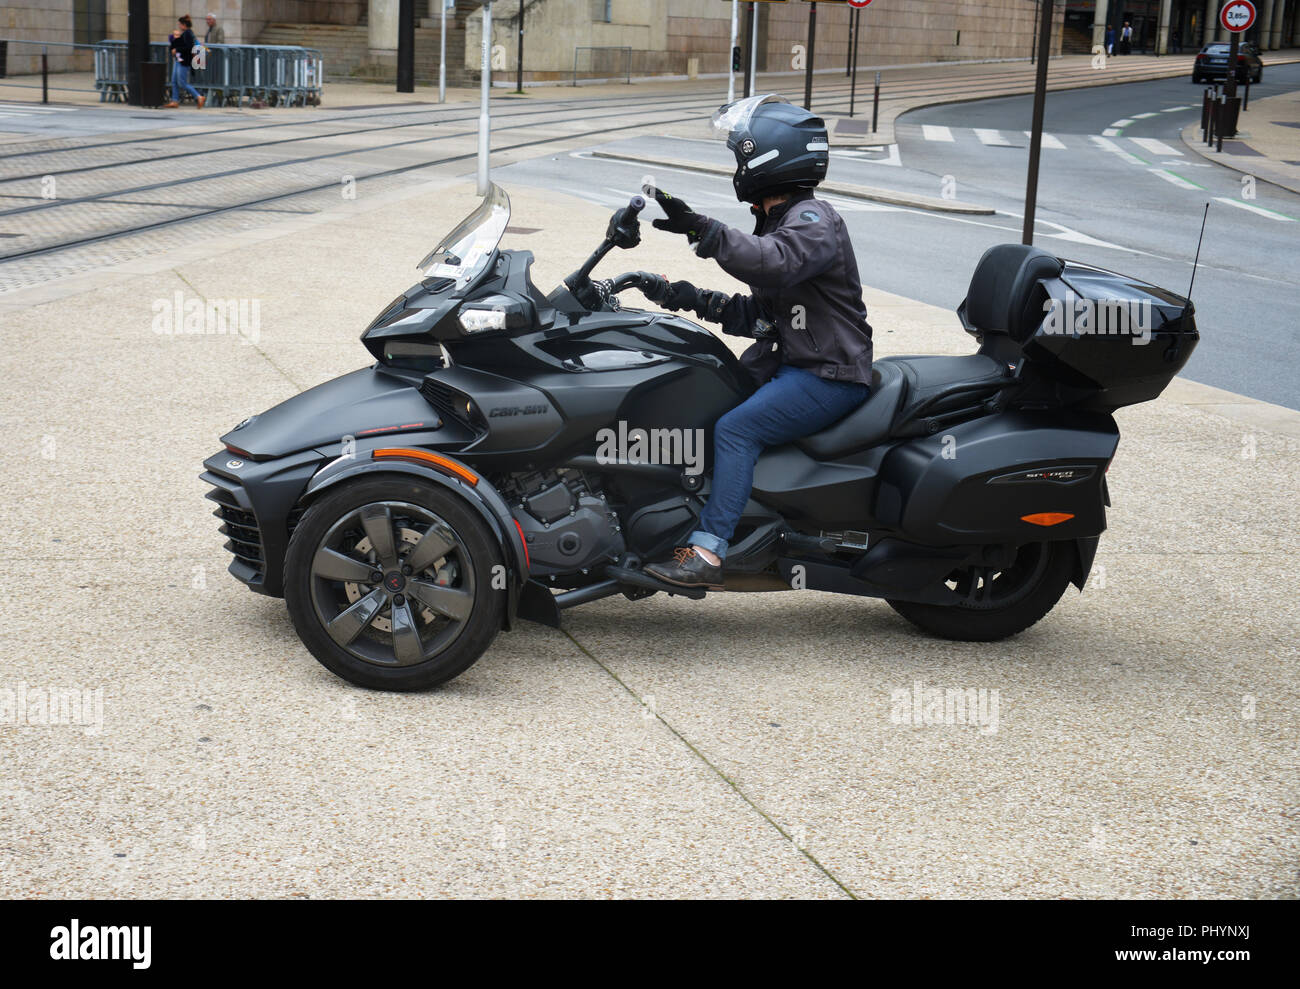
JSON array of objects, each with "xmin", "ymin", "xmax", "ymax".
[{"xmin": 709, "ymin": 93, "xmax": 789, "ymax": 138}]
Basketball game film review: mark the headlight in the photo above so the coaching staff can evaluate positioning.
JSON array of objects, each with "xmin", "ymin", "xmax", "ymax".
[{"xmin": 458, "ymin": 307, "xmax": 508, "ymax": 334}]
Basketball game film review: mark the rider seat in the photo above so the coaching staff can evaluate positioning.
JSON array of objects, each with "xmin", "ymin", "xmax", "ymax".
[{"xmin": 796, "ymin": 354, "xmax": 1012, "ymax": 460}]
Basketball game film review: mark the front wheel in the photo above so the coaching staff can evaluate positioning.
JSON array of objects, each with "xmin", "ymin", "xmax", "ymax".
[
  {"xmin": 887, "ymin": 541, "xmax": 1075, "ymax": 642},
  {"xmin": 284, "ymin": 477, "xmax": 505, "ymax": 690}
]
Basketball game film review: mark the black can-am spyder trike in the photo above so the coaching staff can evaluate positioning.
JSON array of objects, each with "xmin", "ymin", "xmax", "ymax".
[{"xmin": 203, "ymin": 184, "xmax": 1198, "ymax": 690}]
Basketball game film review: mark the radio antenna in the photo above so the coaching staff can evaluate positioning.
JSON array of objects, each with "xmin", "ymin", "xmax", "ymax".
[{"xmin": 1185, "ymin": 202, "xmax": 1209, "ymax": 306}]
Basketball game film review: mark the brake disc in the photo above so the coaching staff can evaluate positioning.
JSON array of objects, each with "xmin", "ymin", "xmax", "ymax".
[{"xmin": 343, "ymin": 527, "xmax": 458, "ymax": 633}]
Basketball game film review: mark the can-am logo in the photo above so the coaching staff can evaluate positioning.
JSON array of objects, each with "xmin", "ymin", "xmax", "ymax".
[
  {"xmin": 1041, "ymin": 292, "xmax": 1153, "ymax": 345},
  {"xmin": 488, "ymin": 404, "xmax": 548, "ymax": 418}
]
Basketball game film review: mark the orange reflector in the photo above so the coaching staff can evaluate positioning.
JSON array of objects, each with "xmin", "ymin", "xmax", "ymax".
[
  {"xmin": 1021, "ymin": 512, "xmax": 1075, "ymax": 527},
  {"xmin": 372, "ymin": 448, "xmax": 478, "ymax": 486}
]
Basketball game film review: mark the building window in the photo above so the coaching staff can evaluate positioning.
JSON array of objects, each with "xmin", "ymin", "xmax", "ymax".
[
  {"xmin": 74, "ymin": 0, "xmax": 107, "ymax": 45},
  {"xmin": 592, "ymin": 0, "xmax": 613, "ymax": 24}
]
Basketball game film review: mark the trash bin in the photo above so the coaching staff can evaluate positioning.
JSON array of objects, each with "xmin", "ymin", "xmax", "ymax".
[{"xmin": 141, "ymin": 61, "xmax": 166, "ymax": 107}]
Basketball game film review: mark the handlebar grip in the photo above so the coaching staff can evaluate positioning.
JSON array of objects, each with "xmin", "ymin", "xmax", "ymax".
[{"xmin": 627, "ymin": 195, "xmax": 645, "ymax": 216}]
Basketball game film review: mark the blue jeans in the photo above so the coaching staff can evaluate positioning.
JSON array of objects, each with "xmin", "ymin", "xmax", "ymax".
[
  {"xmin": 171, "ymin": 62, "xmax": 200, "ymax": 102},
  {"xmin": 689, "ymin": 364, "xmax": 870, "ymax": 561}
]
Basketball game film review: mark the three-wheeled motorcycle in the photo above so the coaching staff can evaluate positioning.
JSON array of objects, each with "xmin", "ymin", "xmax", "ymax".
[{"xmin": 203, "ymin": 184, "xmax": 1198, "ymax": 689}]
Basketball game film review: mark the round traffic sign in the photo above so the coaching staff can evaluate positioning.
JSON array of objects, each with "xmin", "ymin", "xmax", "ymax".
[
  {"xmin": 848, "ymin": 0, "xmax": 874, "ymax": 8},
  {"xmin": 1220, "ymin": 0, "xmax": 1257, "ymax": 33}
]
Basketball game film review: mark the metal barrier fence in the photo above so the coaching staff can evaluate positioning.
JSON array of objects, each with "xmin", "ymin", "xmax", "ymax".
[
  {"xmin": 571, "ymin": 46, "xmax": 632, "ymax": 86},
  {"xmin": 95, "ymin": 41, "xmax": 322, "ymax": 107},
  {"xmin": 0, "ymin": 39, "xmax": 98, "ymax": 98}
]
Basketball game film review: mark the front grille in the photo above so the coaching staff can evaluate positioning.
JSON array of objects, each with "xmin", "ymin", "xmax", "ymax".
[{"xmin": 203, "ymin": 472, "xmax": 264, "ymax": 583}]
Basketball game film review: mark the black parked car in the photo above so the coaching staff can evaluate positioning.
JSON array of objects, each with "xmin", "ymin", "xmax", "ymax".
[{"xmin": 1192, "ymin": 42, "xmax": 1263, "ymax": 84}]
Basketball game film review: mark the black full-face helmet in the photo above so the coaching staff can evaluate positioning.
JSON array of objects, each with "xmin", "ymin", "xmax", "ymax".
[{"xmin": 712, "ymin": 94, "xmax": 829, "ymax": 203}]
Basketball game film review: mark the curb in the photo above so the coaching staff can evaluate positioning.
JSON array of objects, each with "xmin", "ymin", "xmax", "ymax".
[
  {"xmin": 588, "ymin": 150, "xmax": 995, "ymax": 215},
  {"xmin": 1162, "ymin": 376, "xmax": 1300, "ymax": 440},
  {"xmin": 831, "ymin": 55, "xmax": 1300, "ymax": 148},
  {"xmin": 1178, "ymin": 120, "xmax": 1300, "ymax": 197}
]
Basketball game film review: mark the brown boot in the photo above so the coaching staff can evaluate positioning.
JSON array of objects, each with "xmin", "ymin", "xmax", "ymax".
[
  {"xmin": 197, "ymin": 95, "xmax": 206, "ymax": 109},
  {"xmin": 163, "ymin": 101, "xmax": 179, "ymax": 108},
  {"xmin": 643, "ymin": 547, "xmax": 724, "ymax": 591}
]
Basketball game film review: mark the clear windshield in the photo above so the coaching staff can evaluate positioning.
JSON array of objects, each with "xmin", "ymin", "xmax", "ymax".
[
  {"xmin": 417, "ymin": 182, "xmax": 510, "ymax": 289},
  {"xmin": 709, "ymin": 93, "xmax": 788, "ymax": 137}
]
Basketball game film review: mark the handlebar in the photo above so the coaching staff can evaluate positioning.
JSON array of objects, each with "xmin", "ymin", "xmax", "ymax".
[{"xmin": 562, "ymin": 194, "xmax": 646, "ymax": 303}]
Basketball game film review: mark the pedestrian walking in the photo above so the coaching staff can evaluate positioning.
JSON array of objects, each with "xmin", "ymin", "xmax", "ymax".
[
  {"xmin": 1171, "ymin": 29, "xmax": 1181, "ymax": 54},
  {"xmin": 1105, "ymin": 25, "xmax": 1115, "ymax": 55},
  {"xmin": 1120, "ymin": 21, "xmax": 1133, "ymax": 55},
  {"xmin": 205, "ymin": 13, "xmax": 226, "ymax": 45},
  {"xmin": 166, "ymin": 16, "xmax": 205, "ymax": 108}
]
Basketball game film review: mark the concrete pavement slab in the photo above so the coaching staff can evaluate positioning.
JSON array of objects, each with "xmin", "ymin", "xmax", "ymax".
[{"xmin": 2, "ymin": 178, "xmax": 1297, "ymax": 898}]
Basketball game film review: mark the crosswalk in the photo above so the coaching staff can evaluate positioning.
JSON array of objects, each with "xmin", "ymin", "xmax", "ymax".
[
  {"xmin": 904, "ymin": 124, "xmax": 1190, "ymax": 155},
  {"xmin": 0, "ymin": 102, "xmax": 80, "ymax": 120},
  {"xmin": 894, "ymin": 119, "xmax": 1295, "ymax": 220}
]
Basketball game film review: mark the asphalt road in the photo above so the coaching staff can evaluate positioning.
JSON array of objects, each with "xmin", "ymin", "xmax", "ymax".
[{"xmin": 498, "ymin": 68, "xmax": 1300, "ymax": 410}]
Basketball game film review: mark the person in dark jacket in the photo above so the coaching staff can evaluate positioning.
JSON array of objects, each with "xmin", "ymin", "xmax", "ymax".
[
  {"xmin": 637, "ymin": 95, "xmax": 873, "ymax": 589},
  {"xmin": 165, "ymin": 15, "xmax": 205, "ymax": 109}
]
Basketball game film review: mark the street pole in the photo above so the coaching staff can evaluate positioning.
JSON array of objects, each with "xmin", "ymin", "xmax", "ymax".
[
  {"xmin": 728, "ymin": 0, "xmax": 738, "ymax": 103},
  {"xmin": 846, "ymin": 8, "xmax": 854, "ymax": 76},
  {"xmin": 397, "ymin": 0, "xmax": 415, "ymax": 93},
  {"xmin": 478, "ymin": 1, "xmax": 492, "ymax": 195},
  {"xmin": 1022, "ymin": 0, "xmax": 1053, "ymax": 244},
  {"xmin": 849, "ymin": 8, "xmax": 861, "ymax": 115},
  {"xmin": 439, "ymin": 0, "xmax": 447, "ymax": 103},
  {"xmin": 749, "ymin": 1, "xmax": 759, "ymax": 97},
  {"xmin": 127, "ymin": 0, "xmax": 149, "ymax": 107},
  {"xmin": 516, "ymin": 0, "xmax": 524, "ymax": 94},
  {"xmin": 1222, "ymin": 24, "xmax": 1241, "ymax": 137},
  {"xmin": 1031, "ymin": 0, "xmax": 1039, "ymax": 65},
  {"xmin": 804, "ymin": 2, "xmax": 817, "ymax": 110}
]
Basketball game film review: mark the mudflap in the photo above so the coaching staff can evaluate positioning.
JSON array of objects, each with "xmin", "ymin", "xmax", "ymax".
[
  {"xmin": 517, "ymin": 578, "xmax": 562, "ymax": 628},
  {"xmin": 1070, "ymin": 535, "xmax": 1101, "ymax": 591}
]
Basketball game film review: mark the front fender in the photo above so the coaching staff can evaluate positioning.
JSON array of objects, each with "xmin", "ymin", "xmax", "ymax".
[{"xmin": 303, "ymin": 451, "xmax": 530, "ymax": 629}]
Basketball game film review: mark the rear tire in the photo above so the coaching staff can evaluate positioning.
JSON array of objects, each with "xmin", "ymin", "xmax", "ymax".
[
  {"xmin": 284, "ymin": 477, "xmax": 505, "ymax": 690},
  {"xmin": 887, "ymin": 541, "xmax": 1074, "ymax": 642}
]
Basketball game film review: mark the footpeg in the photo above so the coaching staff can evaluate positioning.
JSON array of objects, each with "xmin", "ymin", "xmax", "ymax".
[{"xmin": 604, "ymin": 565, "xmax": 708, "ymax": 600}]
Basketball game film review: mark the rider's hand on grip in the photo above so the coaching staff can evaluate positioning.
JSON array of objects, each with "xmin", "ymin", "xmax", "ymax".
[{"xmin": 635, "ymin": 272, "xmax": 671, "ymax": 304}]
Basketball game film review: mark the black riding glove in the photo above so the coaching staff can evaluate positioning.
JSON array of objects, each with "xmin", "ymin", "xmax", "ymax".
[
  {"xmin": 639, "ymin": 275, "xmax": 704, "ymax": 312},
  {"xmin": 650, "ymin": 188, "xmax": 717, "ymax": 250}
]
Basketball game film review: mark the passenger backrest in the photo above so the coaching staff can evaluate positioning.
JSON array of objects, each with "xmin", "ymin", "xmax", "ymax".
[{"xmin": 961, "ymin": 244, "xmax": 1063, "ymax": 342}]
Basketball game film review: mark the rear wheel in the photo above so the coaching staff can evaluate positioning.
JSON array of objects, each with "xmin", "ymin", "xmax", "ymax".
[
  {"xmin": 284, "ymin": 477, "xmax": 505, "ymax": 690},
  {"xmin": 887, "ymin": 541, "xmax": 1074, "ymax": 642}
]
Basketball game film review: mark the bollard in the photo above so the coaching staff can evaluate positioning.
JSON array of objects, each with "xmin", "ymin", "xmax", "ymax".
[
  {"xmin": 1201, "ymin": 87, "xmax": 1210, "ymax": 140},
  {"xmin": 1216, "ymin": 95, "xmax": 1225, "ymax": 152},
  {"xmin": 42, "ymin": 48, "xmax": 48, "ymax": 104},
  {"xmin": 1243, "ymin": 76, "xmax": 1249, "ymax": 111},
  {"xmin": 871, "ymin": 71, "xmax": 880, "ymax": 133}
]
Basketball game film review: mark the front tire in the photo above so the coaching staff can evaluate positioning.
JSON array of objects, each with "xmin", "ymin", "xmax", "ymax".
[
  {"xmin": 284, "ymin": 477, "xmax": 505, "ymax": 690},
  {"xmin": 887, "ymin": 541, "xmax": 1074, "ymax": 642}
]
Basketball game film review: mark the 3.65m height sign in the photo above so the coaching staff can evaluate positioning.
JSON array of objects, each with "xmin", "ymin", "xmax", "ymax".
[{"xmin": 1220, "ymin": 0, "xmax": 1257, "ymax": 33}]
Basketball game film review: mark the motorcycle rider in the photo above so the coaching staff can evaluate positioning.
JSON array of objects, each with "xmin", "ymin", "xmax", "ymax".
[{"xmin": 639, "ymin": 95, "xmax": 873, "ymax": 589}]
